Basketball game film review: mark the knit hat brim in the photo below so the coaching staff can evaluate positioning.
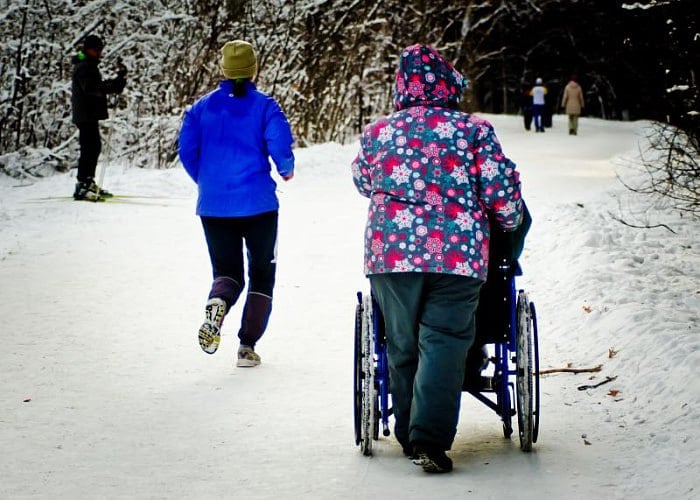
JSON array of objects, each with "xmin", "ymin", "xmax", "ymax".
[
  {"xmin": 221, "ymin": 61, "xmax": 258, "ymax": 80},
  {"xmin": 220, "ymin": 40, "xmax": 258, "ymax": 80}
]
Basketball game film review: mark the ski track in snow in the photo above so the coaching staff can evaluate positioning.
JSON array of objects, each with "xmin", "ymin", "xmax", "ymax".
[{"xmin": 0, "ymin": 115, "xmax": 698, "ymax": 499}]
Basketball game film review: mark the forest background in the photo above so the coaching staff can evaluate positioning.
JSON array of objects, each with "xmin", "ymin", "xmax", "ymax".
[{"xmin": 0, "ymin": 0, "xmax": 697, "ymax": 179}]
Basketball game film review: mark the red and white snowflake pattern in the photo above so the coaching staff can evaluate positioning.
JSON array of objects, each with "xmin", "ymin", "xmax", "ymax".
[{"xmin": 352, "ymin": 44, "xmax": 523, "ymax": 280}]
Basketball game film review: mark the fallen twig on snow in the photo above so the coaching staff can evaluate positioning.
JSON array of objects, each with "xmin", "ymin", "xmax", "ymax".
[
  {"xmin": 577, "ymin": 375, "xmax": 618, "ymax": 391},
  {"xmin": 536, "ymin": 364, "xmax": 603, "ymax": 375}
]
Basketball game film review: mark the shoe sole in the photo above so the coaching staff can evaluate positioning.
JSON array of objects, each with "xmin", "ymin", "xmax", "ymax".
[
  {"xmin": 198, "ymin": 323, "xmax": 220, "ymax": 354},
  {"xmin": 412, "ymin": 455, "xmax": 452, "ymax": 473},
  {"xmin": 421, "ymin": 460, "xmax": 452, "ymax": 473},
  {"xmin": 199, "ymin": 299, "xmax": 226, "ymax": 354},
  {"xmin": 236, "ymin": 358, "xmax": 261, "ymax": 368}
]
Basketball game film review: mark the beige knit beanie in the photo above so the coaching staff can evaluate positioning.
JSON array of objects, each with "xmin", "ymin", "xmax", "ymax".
[{"xmin": 220, "ymin": 40, "xmax": 257, "ymax": 80}]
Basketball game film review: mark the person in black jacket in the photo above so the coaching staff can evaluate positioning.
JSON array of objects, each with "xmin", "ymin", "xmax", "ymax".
[
  {"xmin": 520, "ymin": 83, "xmax": 533, "ymax": 131},
  {"xmin": 71, "ymin": 35, "xmax": 127, "ymax": 201}
]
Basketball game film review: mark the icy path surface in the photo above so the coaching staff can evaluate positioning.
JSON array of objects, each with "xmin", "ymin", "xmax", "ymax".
[{"xmin": 0, "ymin": 115, "xmax": 697, "ymax": 499}]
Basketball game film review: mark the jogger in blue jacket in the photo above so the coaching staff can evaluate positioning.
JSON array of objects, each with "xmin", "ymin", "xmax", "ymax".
[{"xmin": 178, "ymin": 40, "xmax": 295, "ymax": 367}]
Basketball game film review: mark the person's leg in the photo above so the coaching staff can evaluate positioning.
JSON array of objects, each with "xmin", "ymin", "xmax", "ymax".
[
  {"xmin": 369, "ymin": 273, "xmax": 423, "ymax": 454},
  {"xmin": 77, "ymin": 122, "xmax": 101, "ymax": 183},
  {"xmin": 409, "ymin": 274, "xmax": 482, "ymax": 451},
  {"xmin": 572, "ymin": 114, "xmax": 579, "ymax": 135},
  {"xmin": 198, "ymin": 217, "xmax": 245, "ymax": 354},
  {"xmin": 532, "ymin": 105, "xmax": 541, "ymax": 131},
  {"xmin": 201, "ymin": 217, "xmax": 246, "ymax": 306},
  {"xmin": 523, "ymin": 108, "xmax": 532, "ymax": 130},
  {"xmin": 73, "ymin": 122, "xmax": 102, "ymax": 200},
  {"xmin": 237, "ymin": 211, "xmax": 278, "ymax": 349}
]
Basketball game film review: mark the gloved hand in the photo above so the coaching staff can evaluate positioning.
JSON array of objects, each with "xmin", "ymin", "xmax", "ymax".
[
  {"xmin": 115, "ymin": 58, "xmax": 128, "ymax": 78},
  {"xmin": 282, "ymin": 172, "xmax": 294, "ymax": 181}
]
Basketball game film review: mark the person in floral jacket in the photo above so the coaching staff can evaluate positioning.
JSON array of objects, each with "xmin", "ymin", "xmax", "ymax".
[{"xmin": 352, "ymin": 44, "xmax": 524, "ymax": 473}]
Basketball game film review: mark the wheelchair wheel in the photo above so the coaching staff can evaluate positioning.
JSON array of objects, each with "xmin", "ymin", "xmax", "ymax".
[
  {"xmin": 532, "ymin": 301, "xmax": 541, "ymax": 444},
  {"xmin": 353, "ymin": 297, "xmax": 362, "ymax": 448},
  {"xmin": 516, "ymin": 291, "xmax": 534, "ymax": 452},
  {"xmin": 357, "ymin": 294, "xmax": 377, "ymax": 456}
]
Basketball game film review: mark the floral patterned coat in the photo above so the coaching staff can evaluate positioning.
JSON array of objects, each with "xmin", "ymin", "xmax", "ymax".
[{"xmin": 351, "ymin": 44, "xmax": 523, "ymax": 281}]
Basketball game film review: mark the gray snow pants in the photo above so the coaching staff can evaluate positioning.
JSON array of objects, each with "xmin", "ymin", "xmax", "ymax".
[{"xmin": 369, "ymin": 272, "xmax": 482, "ymax": 451}]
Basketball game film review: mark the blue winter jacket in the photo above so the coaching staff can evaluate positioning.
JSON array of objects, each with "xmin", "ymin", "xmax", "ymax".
[{"xmin": 178, "ymin": 80, "xmax": 295, "ymax": 217}]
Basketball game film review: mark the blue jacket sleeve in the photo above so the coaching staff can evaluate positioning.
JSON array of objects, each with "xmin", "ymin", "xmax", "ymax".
[
  {"xmin": 178, "ymin": 104, "xmax": 201, "ymax": 182},
  {"xmin": 264, "ymin": 99, "xmax": 295, "ymax": 177}
]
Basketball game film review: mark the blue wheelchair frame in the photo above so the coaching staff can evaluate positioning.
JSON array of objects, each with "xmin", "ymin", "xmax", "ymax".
[{"xmin": 354, "ymin": 259, "xmax": 540, "ymax": 455}]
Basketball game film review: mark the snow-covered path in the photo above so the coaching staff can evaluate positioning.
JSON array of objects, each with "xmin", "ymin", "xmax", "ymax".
[{"xmin": 0, "ymin": 116, "xmax": 697, "ymax": 499}]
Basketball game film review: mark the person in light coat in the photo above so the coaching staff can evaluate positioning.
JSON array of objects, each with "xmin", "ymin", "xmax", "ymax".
[{"xmin": 561, "ymin": 75, "xmax": 585, "ymax": 135}]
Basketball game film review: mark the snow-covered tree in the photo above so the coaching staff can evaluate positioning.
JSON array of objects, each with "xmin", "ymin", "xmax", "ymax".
[
  {"xmin": 619, "ymin": 0, "xmax": 699, "ymax": 216},
  {"xmin": 0, "ymin": 0, "xmax": 695, "ymax": 182}
]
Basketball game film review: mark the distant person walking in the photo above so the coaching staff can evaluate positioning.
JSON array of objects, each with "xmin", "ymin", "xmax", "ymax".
[
  {"xmin": 561, "ymin": 75, "xmax": 585, "ymax": 135},
  {"xmin": 178, "ymin": 40, "xmax": 295, "ymax": 368},
  {"xmin": 529, "ymin": 77, "xmax": 547, "ymax": 132},
  {"xmin": 71, "ymin": 35, "xmax": 127, "ymax": 201},
  {"xmin": 520, "ymin": 83, "xmax": 533, "ymax": 131}
]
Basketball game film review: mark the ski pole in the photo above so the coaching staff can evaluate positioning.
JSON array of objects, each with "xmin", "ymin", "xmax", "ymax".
[{"xmin": 97, "ymin": 121, "xmax": 112, "ymax": 194}]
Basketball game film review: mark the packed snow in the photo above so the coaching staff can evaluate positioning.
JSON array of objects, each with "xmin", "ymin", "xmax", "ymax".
[{"xmin": 0, "ymin": 115, "xmax": 697, "ymax": 499}]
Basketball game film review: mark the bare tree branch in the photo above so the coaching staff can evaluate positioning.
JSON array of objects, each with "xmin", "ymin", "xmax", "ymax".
[{"xmin": 608, "ymin": 211, "xmax": 677, "ymax": 233}]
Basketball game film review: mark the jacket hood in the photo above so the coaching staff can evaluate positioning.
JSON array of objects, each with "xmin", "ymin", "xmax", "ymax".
[{"xmin": 393, "ymin": 44, "xmax": 467, "ymax": 111}]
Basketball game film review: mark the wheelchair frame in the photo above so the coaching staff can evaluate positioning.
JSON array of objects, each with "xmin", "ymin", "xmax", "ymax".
[{"xmin": 353, "ymin": 260, "xmax": 540, "ymax": 456}]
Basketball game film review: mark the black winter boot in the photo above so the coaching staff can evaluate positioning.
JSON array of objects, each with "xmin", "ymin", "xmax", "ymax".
[
  {"xmin": 412, "ymin": 443, "xmax": 453, "ymax": 473},
  {"xmin": 73, "ymin": 181, "xmax": 103, "ymax": 201},
  {"xmin": 89, "ymin": 181, "xmax": 113, "ymax": 197}
]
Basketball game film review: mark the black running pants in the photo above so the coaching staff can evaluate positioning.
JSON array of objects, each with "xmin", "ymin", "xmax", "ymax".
[{"xmin": 200, "ymin": 211, "xmax": 278, "ymax": 297}]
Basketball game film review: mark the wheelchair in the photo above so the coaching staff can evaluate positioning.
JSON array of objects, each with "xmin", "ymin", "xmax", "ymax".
[{"xmin": 353, "ymin": 212, "xmax": 540, "ymax": 455}]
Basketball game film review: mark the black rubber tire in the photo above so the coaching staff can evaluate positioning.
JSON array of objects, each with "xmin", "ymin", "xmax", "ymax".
[
  {"xmin": 353, "ymin": 300, "xmax": 363, "ymax": 447},
  {"xmin": 359, "ymin": 294, "xmax": 375, "ymax": 456},
  {"xmin": 516, "ymin": 291, "xmax": 534, "ymax": 452},
  {"xmin": 532, "ymin": 301, "xmax": 541, "ymax": 444}
]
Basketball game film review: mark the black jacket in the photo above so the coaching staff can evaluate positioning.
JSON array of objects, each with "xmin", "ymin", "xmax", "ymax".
[{"xmin": 71, "ymin": 53, "xmax": 126, "ymax": 124}]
